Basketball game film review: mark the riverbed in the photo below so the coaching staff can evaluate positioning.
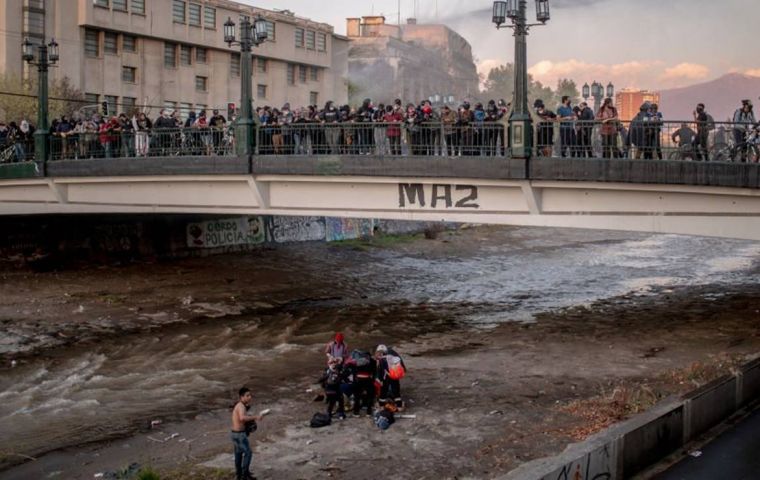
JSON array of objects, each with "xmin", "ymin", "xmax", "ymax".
[{"xmin": 0, "ymin": 226, "xmax": 758, "ymax": 479}]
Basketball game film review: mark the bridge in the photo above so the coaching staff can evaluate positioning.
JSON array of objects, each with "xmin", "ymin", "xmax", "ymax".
[{"xmin": 2, "ymin": 137, "xmax": 759, "ymax": 241}]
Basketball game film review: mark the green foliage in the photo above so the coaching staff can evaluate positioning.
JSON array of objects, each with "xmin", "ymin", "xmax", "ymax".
[
  {"xmin": 555, "ymin": 78, "xmax": 580, "ymax": 105},
  {"xmin": 136, "ymin": 467, "xmax": 161, "ymax": 480},
  {"xmin": 0, "ymin": 74, "xmax": 84, "ymax": 123},
  {"xmin": 481, "ymin": 62, "xmax": 560, "ymax": 109}
]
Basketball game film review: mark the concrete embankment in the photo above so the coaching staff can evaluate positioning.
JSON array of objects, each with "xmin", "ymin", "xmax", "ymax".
[{"xmin": 501, "ymin": 357, "xmax": 760, "ymax": 480}]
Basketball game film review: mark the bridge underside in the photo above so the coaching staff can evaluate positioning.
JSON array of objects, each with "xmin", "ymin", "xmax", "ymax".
[{"xmin": 2, "ymin": 173, "xmax": 759, "ymax": 241}]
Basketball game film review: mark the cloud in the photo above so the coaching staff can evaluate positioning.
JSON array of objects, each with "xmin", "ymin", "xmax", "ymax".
[
  {"xmin": 745, "ymin": 68, "xmax": 760, "ymax": 77},
  {"xmin": 527, "ymin": 59, "xmax": 663, "ymax": 89},
  {"xmin": 661, "ymin": 63, "xmax": 710, "ymax": 81}
]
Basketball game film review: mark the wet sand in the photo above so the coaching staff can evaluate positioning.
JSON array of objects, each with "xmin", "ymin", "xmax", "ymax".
[{"xmin": 0, "ymin": 227, "xmax": 758, "ymax": 479}]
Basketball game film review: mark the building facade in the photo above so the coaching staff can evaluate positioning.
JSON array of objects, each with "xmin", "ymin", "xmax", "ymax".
[
  {"xmin": 0, "ymin": 0, "xmax": 348, "ymax": 118},
  {"xmin": 346, "ymin": 16, "xmax": 479, "ymax": 105},
  {"xmin": 615, "ymin": 88, "xmax": 661, "ymax": 122}
]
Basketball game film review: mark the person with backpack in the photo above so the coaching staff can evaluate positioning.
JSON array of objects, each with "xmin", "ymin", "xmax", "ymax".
[
  {"xmin": 694, "ymin": 103, "xmax": 711, "ymax": 161},
  {"xmin": 318, "ymin": 357, "xmax": 347, "ymax": 420},
  {"xmin": 345, "ymin": 349, "xmax": 376, "ymax": 417},
  {"xmin": 733, "ymin": 100, "xmax": 756, "ymax": 162},
  {"xmin": 375, "ymin": 344, "xmax": 406, "ymax": 409},
  {"xmin": 324, "ymin": 332, "xmax": 348, "ymax": 365}
]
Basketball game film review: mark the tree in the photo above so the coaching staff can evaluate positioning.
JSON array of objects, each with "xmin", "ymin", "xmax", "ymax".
[
  {"xmin": 0, "ymin": 74, "xmax": 84, "ymax": 124},
  {"xmin": 481, "ymin": 63, "xmax": 557, "ymax": 110},
  {"xmin": 555, "ymin": 78, "xmax": 580, "ymax": 106}
]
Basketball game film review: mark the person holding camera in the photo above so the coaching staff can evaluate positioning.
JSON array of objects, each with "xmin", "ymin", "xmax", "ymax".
[{"xmin": 231, "ymin": 387, "xmax": 263, "ymax": 480}]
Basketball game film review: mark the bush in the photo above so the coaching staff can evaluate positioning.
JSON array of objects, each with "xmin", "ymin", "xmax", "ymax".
[{"xmin": 137, "ymin": 468, "xmax": 161, "ymax": 480}]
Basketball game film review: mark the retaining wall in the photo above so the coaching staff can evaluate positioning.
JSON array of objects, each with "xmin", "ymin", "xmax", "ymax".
[{"xmin": 502, "ymin": 357, "xmax": 760, "ymax": 480}]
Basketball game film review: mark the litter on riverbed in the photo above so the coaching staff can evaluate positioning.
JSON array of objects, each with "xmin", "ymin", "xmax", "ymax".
[
  {"xmin": 150, "ymin": 420, "xmax": 162, "ymax": 428},
  {"xmin": 260, "ymin": 408, "xmax": 272, "ymax": 416},
  {"xmin": 689, "ymin": 450, "xmax": 703, "ymax": 458},
  {"xmin": 397, "ymin": 414, "xmax": 416, "ymax": 419}
]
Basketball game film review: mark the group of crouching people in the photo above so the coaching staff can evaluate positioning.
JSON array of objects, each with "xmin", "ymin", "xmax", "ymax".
[{"xmin": 316, "ymin": 332, "xmax": 406, "ymax": 430}]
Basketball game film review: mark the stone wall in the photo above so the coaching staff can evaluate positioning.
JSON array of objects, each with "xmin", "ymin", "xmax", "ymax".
[{"xmin": 0, "ymin": 214, "xmax": 442, "ymax": 266}]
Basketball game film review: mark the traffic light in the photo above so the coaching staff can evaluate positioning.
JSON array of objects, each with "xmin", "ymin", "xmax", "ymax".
[
  {"xmin": 227, "ymin": 102, "xmax": 236, "ymax": 119},
  {"xmin": 101, "ymin": 101, "xmax": 108, "ymax": 116}
]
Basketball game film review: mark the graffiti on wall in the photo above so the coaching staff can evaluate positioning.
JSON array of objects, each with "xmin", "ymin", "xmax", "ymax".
[
  {"xmin": 265, "ymin": 216, "xmax": 326, "ymax": 244},
  {"xmin": 398, "ymin": 183, "xmax": 479, "ymax": 209},
  {"xmin": 542, "ymin": 445, "xmax": 613, "ymax": 480},
  {"xmin": 325, "ymin": 217, "xmax": 374, "ymax": 242},
  {"xmin": 187, "ymin": 217, "xmax": 265, "ymax": 248}
]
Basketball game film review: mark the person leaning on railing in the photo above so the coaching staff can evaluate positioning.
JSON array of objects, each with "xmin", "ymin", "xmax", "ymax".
[
  {"xmin": 596, "ymin": 98, "xmax": 619, "ymax": 159},
  {"xmin": 733, "ymin": 100, "xmax": 756, "ymax": 162},
  {"xmin": 384, "ymin": 104, "xmax": 403, "ymax": 156},
  {"xmin": 693, "ymin": 103, "xmax": 711, "ymax": 161}
]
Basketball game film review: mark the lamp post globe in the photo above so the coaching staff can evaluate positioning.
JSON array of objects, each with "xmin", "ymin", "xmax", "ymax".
[
  {"xmin": 582, "ymin": 83, "xmax": 590, "ymax": 100},
  {"xmin": 47, "ymin": 39, "xmax": 59, "ymax": 63},
  {"xmin": 224, "ymin": 17, "xmax": 236, "ymax": 44},
  {"xmin": 492, "ymin": 1, "xmax": 507, "ymax": 26},
  {"xmin": 536, "ymin": 0, "xmax": 550, "ymax": 22},
  {"xmin": 606, "ymin": 82, "xmax": 614, "ymax": 99},
  {"xmin": 254, "ymin": 16, "xmax": 269, "ymax": 44}
]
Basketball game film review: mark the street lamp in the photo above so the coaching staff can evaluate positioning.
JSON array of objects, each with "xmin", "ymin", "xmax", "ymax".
[
  {"xmin": 606, "ymin": 82, "xmax": 614, "ymax": 100},
  {"xmin": 492, "ymin": 0, "xmax": 550, "ymax": 160},
  {"xmin": 582, "ymin": 83, "xmax": 590, "ymax": 101},
  {"xmin": 224, "ymin": 15, "xmax": 268, "ymax": 157},
  {"xmin": 21, "ymin": 37, "xmax": 60, "ymax": 167}
]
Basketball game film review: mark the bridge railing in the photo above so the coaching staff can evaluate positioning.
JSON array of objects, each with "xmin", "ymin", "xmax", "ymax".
[
  {"xmin": 47, "ymin": 127, "xmax": 235, "ymax": 161},
  {"xmin": 254, "ymin": 122, "xmax": 510, "ymax": 157},
  {"xmin": 2, "ymin": 120, "xmax": 757, "ymax": 165},
  {"xmin": 534, "ymin": 120, "xmax": 759, "ymax": 163}
]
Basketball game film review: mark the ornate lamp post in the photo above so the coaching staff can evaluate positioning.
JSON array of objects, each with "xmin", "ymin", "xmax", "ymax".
[
  {"xmin": 224, "ymin": 15, "xmax": 268, "ymax": 156},
  {"xmin": 582, "ymin": 81, "xmax": 614, "ymax": 112},
  {"xmin": 21, "ymin": 37, "xmax": 59, "ymax": 167},
  {"xmin": 492, "ymin": 0, "xmax": 550, "ymax": 160}
]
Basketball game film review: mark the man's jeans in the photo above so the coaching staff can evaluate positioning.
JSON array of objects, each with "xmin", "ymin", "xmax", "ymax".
[{"xmin": 231, "ymin": 431, "xmax": 252, "ymax": 479}]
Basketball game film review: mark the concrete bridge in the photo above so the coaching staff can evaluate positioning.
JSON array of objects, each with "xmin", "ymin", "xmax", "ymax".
[{"xmin": 1, "ymin": 154, "xmax": 759, "ymax": 240}]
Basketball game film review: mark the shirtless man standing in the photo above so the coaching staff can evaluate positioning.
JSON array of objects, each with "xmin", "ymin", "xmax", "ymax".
[{"xmin": 231, "ymin": 387, "xmax": 263, "ymax": 480}]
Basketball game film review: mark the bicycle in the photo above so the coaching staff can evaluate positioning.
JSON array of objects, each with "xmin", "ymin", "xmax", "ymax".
[{"xmin": 712, "ymin": 125, "xmax": 760, "ymax": 163}]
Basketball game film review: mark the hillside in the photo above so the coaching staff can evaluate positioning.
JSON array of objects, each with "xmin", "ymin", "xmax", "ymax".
[{"xmin": 659, "ymin": 73, "xmax": 760, "ymax": 122}]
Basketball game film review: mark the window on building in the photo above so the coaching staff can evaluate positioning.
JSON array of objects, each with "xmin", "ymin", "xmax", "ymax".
[
  {"xmin": 230, "ymin": 53, "xmax": 240, "ymax": 77},
  {"xmin": 25, "ymin": 0, "xmax": 45, "ymax": 9},
  {"xmin": 310, "ymin": 92, "xmax": 319, "ymax": 105},
  {"xmin": 286, "ymin": 64, "xmax": 295, "ymax": 85},
  {"xmin": 122, "ymin": 34, "xmax": 136, "ymax": 52},
  {"xmin": 257, "ymin": 58, "xmax": 267, "ymax": 74},
  {"xmin": 295, "ymin": 28, "xmax": 304, "ymax": 48},
  {"xmin": 196, "ymin": 47, "xmax": 207, "ymax": 63},
  {"xmin": 265, "ymin": 21, "xmax": 275, "ymax": 41},
  {"xmin": 122, "ymin": 66, "xmax": 136, "ymax": 83},
  {"xmin": 180, "ymin": 45, "xmax": 192, "ymax": 66},
  {"xmin": 180, "ymin": 102, "xmax": 193, "ymax": 120},
  {"xmin": 188, "ymin": 3, "xmax": 201, "ymax": 26},
  {"xmin": 204, "ymin": 6, "xmax": 216, "ymax": 28},
  {"xmin": 131, "ymin": 0, "xmax": 145, "ymax": 14},
  {"xmin": 113, "ymin": 0, "xmax": 127, "ymax": 11},
  {"xmin": 306, "ymin": 30, "xmax": 315, "ymax": 50},
  {"xmin": 104, "ymin": 32, "xmax": 118, "ymax": 54},
  {"xmin": 85, "ymin": 93, "xmax": 99, "ymax": 104},
  {"xmin": 310, "ymin": 66, "xmax": 318, "ymax": 81},
  {"xmin": 122, "ymin": 97, "xmax": 137, "ymax": 112},
  {"xmin": 164, "ymin": 42, "xmax": 177, "ymax": 68},
  {"xmin": 93, "ymin": 0, "xmax": 109, "ymax": 7},
  {"xmin": 195, "ymin": 76, "xmax": 208, "ymax": 92},
  {"xmin": 257, "ymin": 84, "xmax": 267, "ymax": 99},
  {"xmin": 299, "ymin": 65, "xmax": 307, "ymax": 83},
  {"xmin": 23, "ymin": 9, "xmax": 45, "ymax": 43},
  {"xmin": 317, "ymin": 33, "xmax": 327, "ymax": 52},
  {"xmin": 105, "ymin": 95, "xmax": 118, "ymax": 115},
  {"xmin": 172, "ymin": 0, "xmax": 185, "ymax": 23},
  {"xmin": 84, "ymin": 29, "xmax": 99, "ymax": 57}
]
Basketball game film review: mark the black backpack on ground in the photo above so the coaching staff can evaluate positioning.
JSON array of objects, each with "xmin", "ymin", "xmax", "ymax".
[{"xmin": 310, "ymin": 412, "xmax": 332, "ymax": 428}]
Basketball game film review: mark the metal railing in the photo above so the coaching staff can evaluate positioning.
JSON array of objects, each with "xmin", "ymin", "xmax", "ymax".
[
  {"xmin": 48, "ymin": 127, "xmax": 235, "ymax": 161},
  {"xmin": 19, "ymin": 119, "xmax": 758, "ymax": 163},
  {"xmin": 254, "ymin": 122, "xmax": 510, "ymax": 157},
  {"xmin": 533, "ymin": 120, "xmax": 760, "ymax": 163}
]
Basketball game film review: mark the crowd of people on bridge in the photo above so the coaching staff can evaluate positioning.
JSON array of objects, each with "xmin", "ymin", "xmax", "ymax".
[{"xmin": 1, "ymin": 96, "xmax": 758, "ymax": 163}]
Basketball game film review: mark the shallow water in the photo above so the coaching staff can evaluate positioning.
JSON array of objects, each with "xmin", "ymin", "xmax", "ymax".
[{"xmin": 0, "ymin": 227, "xmax": 757, "ymax": 466}]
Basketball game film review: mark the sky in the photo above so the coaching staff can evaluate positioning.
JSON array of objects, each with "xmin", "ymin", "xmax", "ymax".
[{"xmin": 238, "ymin": 0, "xmax": 760, "ymax": 91}]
